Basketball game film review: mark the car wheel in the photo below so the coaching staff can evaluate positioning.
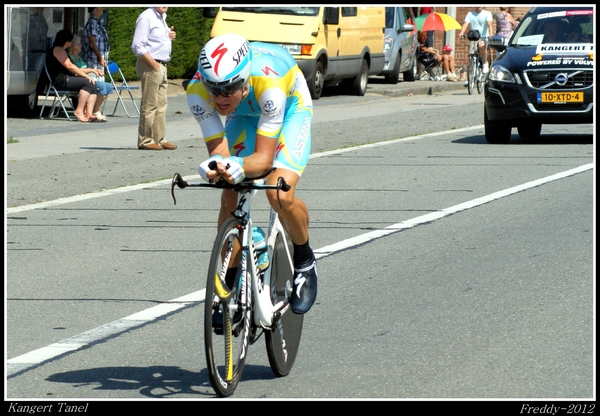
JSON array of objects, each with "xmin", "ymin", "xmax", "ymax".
[
  {"xmin": 484, "ymin": 107, "xmax": 512, "ymax": 144},
  {"xmin": 402, "ymin": 50, "xmax": 417, "ymax": 82},
  {"xmin": 517, "ymin": 123, "xmax": 542, "ymax": 139},
  {"xmin": 384, "ymin": 53, "xmax": 401, "ymax": 84},
  {"xmin": 344, "ymin": 59, "xmax": 368, "ymax": 96},
  {"xmin": 308, "ymin": 60, "xmax": 325, "ymax": 100}
]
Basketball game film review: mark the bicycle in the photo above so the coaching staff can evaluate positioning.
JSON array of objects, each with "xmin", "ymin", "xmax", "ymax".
[
  {"xmin": 461, "ymin": 34, "xmax": 486, "ymax": 95},
  {"xmin": 171, "ymin": 165, "xmax": 304, "ymax": 397}
]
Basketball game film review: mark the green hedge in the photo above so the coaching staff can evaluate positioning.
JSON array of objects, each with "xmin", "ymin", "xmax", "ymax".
[{"xmin": 106, "ymin": 7, "xmax": 213, "ymax": 81}]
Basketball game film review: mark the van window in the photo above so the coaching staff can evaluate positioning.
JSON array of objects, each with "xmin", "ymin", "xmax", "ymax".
[
  {"xmin": 385, "ymin": 7, "xmax": 395, "ymax": 28},
  {"xmin": 341, "ymin": 7, "xmax": 357, "ymax": 17},
  {"xmin": 222, "ymin": 7, "xmax": 319, "ymax": 16}
]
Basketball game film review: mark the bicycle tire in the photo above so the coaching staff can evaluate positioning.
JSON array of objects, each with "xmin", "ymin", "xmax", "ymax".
[
  {"xmin": 467, "ymin": 56, "xmax": 476, "ymax": 95},
  {"xmin": 265, "ymin": 231, "xmax": 304, "ymax": 377},
  {"xmin": 477, "ymin": 65, "xmax": 484, "ymax": 94},
  {"xmin": 204, "ymin": 218, "xmax": 251, "ymax": 397}
]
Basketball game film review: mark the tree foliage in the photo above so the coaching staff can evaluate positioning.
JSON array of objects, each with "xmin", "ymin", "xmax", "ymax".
[{"xmin": 106, "ymin": 7, "xmax": 213, "ymax": 81}]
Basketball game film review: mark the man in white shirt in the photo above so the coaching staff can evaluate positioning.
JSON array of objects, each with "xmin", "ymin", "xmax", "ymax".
[
  {"xmin": 131, "ymin": 7, "xmax": 177, "ymax": 150},
  {"xmin": 458, "ymin": 7, "xmax": 493, "ymax": 74}
]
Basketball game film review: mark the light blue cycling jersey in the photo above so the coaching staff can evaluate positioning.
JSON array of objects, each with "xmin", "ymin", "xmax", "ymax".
[{"xmin": 187, "ymin": 42, "xmax": 313, "ymax": 176}]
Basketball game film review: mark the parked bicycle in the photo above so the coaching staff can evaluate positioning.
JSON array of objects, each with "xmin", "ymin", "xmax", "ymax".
[
  {"xmin": 461, "ymin": 32, "xmax": 486, "ymax": 95},
  {"xmin": 171, "ymin": 165, "xmax": 303, "ymax": 397}
]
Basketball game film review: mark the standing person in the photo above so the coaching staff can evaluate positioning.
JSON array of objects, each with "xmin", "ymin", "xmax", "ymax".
[
  {"xmin": 187, "ymin": 34, "xmax": 318, "ymax": 315},
  {"xmin": 67, "ymin": 35, "xmax": 114, "ymax": 121},
  {"xmin": 494, "ymin": 7, "xmax": 517, "ymax": 43},
  {"xmin": 45, "ymin": 29, "xmax": 98, "ymax": 123},
  {"xmin": 458, "ymin": 6, "xmax": 493, "ymax": 74},
  {"xmin": 419, "ymin": 6, "xmax": 435, "ymax": 48},
  {"xmin": 82, "ymin": 7, "xmax": 109, "ymax": 82},
  {"xmin": 131, "ymin": 7, "xmax": 177, "ymax": 150}
]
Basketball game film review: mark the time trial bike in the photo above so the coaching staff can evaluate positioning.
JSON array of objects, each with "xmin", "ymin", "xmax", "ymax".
[{"xmin": 171, "ymin": 166, "xmax": 303, "ymax": 397}]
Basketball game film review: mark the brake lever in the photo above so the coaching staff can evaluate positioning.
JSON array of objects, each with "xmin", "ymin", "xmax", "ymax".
[{"xmin": 171, "ymin": 173, "xmax": 188, "ymax": 205}]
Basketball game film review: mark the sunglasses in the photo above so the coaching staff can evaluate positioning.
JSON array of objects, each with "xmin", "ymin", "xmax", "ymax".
[{"xmin": 202, "ymin": 78, "xmax": 245, "ymax": 97}]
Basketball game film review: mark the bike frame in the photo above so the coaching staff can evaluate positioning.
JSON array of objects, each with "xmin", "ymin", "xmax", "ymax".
[{"xmin": 233, "ymin": 183, "xmax": 293, "ymax": 329}]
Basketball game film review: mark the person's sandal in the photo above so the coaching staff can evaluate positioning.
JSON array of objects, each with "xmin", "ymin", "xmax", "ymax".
[{"xmin": 92, "ymin": 112, "xmax": 107, "ymax": 122}]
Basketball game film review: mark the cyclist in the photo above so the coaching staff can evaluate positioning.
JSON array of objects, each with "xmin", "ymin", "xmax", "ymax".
[
  {"xmin": 458, "ymin": 6, "xmax": 493, "ymax": 84},
  {"xmin": 186, "ymin": 33, "xmax": 318, "ymax": 315}
]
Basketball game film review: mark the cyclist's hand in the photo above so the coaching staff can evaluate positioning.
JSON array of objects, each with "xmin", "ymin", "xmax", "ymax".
[
  {"xmin": 198, "ymin": 155, "xmax": 223, "ymax": 182},
  {"xmin": 221, "ymin": 156, "xmax": 246, "ymax": 184}
]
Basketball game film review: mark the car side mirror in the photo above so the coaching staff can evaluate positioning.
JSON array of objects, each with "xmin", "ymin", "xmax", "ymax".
[
  {"xmin": 402, "ymin": 23, "xmax": 415, "ymax": 33},
  {"xmin": 488, "ymin": 35, "xmax": 507, "ymax": 52}
]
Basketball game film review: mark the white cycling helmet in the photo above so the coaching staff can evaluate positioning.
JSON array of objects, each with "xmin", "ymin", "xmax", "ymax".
[{"xmin": 198, "ymin": 33, "xmax": 252, "ymax": 93}]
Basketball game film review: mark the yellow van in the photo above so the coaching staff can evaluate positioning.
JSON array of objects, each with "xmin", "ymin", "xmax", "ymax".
[{"xmin": 205, "ymin": 6, "xmax": 386, "ymax": 99}]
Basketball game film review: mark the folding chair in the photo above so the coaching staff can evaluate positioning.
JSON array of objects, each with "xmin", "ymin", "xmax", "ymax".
[
  {"xmin": 417, "ymin": 53, "xmax": 443, "ymax": 80},
  {"xmin": 104, "ymin": 60, "xmax": 140, "ymax": 118},
  {"xmin": 39, "ymin": 63, "xmax": 79, "ymax": 121}
]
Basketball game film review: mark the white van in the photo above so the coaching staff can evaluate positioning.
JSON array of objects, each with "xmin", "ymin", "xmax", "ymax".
[{"xmin": 206, "ymin": 6, "xmax": 386, "ymax": 99}]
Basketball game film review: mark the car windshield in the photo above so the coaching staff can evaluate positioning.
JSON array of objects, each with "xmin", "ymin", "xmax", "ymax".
[
  {"xmin": 510, "ymin": 9, "xmax": 593, "ymax": 46},
  {"xmin": 222, "ymin": 7, "xmax": 319, "ymax": 16}
]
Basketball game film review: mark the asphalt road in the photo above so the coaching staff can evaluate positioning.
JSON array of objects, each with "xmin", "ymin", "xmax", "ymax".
[{"xmin": 5, "ymin": 80, "xmax": 594, "ymax": 406}]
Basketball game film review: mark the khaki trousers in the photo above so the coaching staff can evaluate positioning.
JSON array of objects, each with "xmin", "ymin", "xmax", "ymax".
[{"xmin": 136, "ymin": 58, "xmax": 168, "ymax": 148}]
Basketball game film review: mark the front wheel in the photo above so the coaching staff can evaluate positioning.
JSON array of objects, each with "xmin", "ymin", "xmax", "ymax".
[
  {"xmin": 477, "ymin": 64, "xmax": 484, "ymax": 94},
  {"xmin": 402, "ymin": 50, "xmax": 418, "ymax": 82},
  {"xmin": 265, "ymin": 231, "xmax": 304, "ymax": 377},
  {"xmin": 307, "ymin": 60, "xmax": 325, "ymax": 100},
  {"xmin": 484, "ymin": 107, "xmax": 512, "ymax": 144},
  {"xmin": 204, "ymin": 218, "xmax": 251, "ymax": 397},
  {"xmin": 467, "ymin": 56, "xmax": 476, "ymax": 95},
  {"xmin": 384, "ymin": 53, "xmax": 401, "ymax": 84}
]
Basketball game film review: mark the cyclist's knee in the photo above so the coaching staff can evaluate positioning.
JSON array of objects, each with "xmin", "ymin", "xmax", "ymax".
[{"xmin": 266, "ymin": 188, "xmax": 295, "ymax": 212}]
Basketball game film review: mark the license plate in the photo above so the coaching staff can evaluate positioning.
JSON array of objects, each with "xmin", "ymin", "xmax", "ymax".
[{"xmin": 538, "ymin": 92, "xmax": 584, "ymax": 103}]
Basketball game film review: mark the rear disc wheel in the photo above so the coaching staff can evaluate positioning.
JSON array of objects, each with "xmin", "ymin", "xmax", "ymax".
[{"xmin": 265, "ymin": 231, "xmax": 304, "ymax": 377}]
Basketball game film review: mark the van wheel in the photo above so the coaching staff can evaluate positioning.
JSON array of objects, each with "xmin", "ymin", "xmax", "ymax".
[
  {"xmin": 308, "ymin": 61, "xmax": 325, "ymax": 100},
  {"xmin": 345, "ymin": 59, "xmax": 368, "ymax": 96},
  {"xmin": 402, "ymin": 51, "xmax": 418, "ymax": 82},
  {"xmin": 384, "ymin": 54, "xmax": 401, "ymax": 84},
  {"xmin": 484, "ymin": 107, "xmax": 512, "ymax": 144}
]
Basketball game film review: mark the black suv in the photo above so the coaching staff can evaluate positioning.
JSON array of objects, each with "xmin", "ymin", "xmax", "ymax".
[{"xmin": 484, "ymin": 7, "xmax": 593, "ymax": 143}]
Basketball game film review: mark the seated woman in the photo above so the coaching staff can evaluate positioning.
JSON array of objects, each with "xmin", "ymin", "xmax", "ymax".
[
  {"xmin": 46, "ymin": 29, "xmax": 98, "ymax": 122},
  {"xmin": 440, "ymin": 44, "xmax": 459, "ymax": 81},
  {"xmin": 66, "ymin": 35, "xmax": 114, "ymax": 121},
  {"xmin": 417, "ymin": 31, "xmax": 442, "ymax": 79}
]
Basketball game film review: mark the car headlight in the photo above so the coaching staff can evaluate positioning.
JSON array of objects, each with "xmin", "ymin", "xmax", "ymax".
[{"xmin": 488, "ymin": 65, "xmax": 516, "ymax": 83}]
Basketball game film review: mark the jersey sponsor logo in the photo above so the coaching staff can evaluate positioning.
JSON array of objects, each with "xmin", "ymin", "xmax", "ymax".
[
  {"xmin": 292, "ymin": 116, "xmax": 311, "ymax": 162},
  {"xmin": 232, "ymin": 142, "xmax": 246, "ymax": 157},
  {"xmin": 275, "ymin": 142, "xmax": 285, "ymax": 158},
  {"xmin": 190, "ymin": 104, "xmax": 213, "ymax": 122},
  {"xmin": 263, "ymin": 100, "xmax": 278, "ymax": 117},
  {"xmin": 261, "ymin": 66, "xmax": 279, "ymax": 76}
]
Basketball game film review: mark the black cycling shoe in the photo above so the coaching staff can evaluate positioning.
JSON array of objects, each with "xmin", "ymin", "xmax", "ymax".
[
  {"xmin": 212, "ymin": 309, "xmax": 242, "ymax": 335},
  {"xmin": 290, "ymin": 258, "xmax": 318, "ymax": 314}
]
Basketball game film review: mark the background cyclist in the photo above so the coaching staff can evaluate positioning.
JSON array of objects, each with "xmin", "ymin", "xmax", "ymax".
[
  {"xmin": 458, "ymin": 6, "xmax": 493, "ymax": 80},
  {"xmin": 186, "ymin": 34, "xmax": 318, "ymax": 315}
]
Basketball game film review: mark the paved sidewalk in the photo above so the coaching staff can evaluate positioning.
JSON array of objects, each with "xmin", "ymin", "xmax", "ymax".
[{"xmin": 5, "ymin": 77, "xmax": 468, "ymax": 162}]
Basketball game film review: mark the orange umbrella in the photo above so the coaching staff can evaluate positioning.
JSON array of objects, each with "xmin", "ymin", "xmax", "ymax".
[{"xmin": 415, "ymin": 12, "xmax": 462, "ymax": 31}]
